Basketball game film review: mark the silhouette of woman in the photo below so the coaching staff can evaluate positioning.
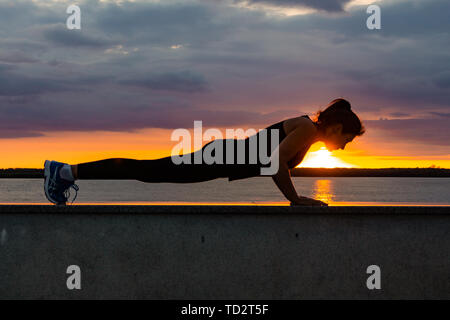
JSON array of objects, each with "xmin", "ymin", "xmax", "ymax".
[{"xmin": 43, "ymin": 98, "xmax": 365, "ymax": 206}]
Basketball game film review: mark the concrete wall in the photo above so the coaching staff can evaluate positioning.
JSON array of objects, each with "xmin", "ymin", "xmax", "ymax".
[{"xmin": 0, "ymin": 205, "xmax": 449, "ymax": 299}]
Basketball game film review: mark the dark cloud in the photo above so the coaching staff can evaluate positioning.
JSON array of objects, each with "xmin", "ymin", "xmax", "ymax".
[
  {"xmin": 43, "ymin": 26, "xmax": 114, "ymax": 48},
  {"xmin": 0, "ymin": 94, "xmax": 296, "ymax": 138},
  {"xmin": 0, "ymin": 0, "xmax": 448, "ymax": 154},
  {"xmin": 433, "ymin": 72, "xmax": 450, "ymax": 89},
  {"xmin": 0, "ymin": 72, "xmax": 68, "ymax": 96},
  {"xmin": 0, "ymin": 130, "xmax": 43, "ymax": 139},
  {"xmin": 0, "ymin": 51, "xmax": 37, "ymax": 64},
  {"xmin": 119, "ymin": 71, "xmax": 210, "ymax": 93},
  {"xmin": 92, "ymin": 1, "xmax": 235, "ymax": 47},
  {"xmin": 430, "ymin": 112, "xmax": 450, "ymax": 118},
  {"xmin": 388, "ymin": 112, "xmax": 410, "ymax": 118},
  {"xmin": 0, "ymin": 63, "xmax": 15, "ymax": 72},
  {"xmin": 364, "ymin": 118, "xmax": 450, "ymax": 146},
  {"xmin": 273, "ymin": 0, "xmax": 450, "ymax": 38},
  {"xmin": 232, "ymin": 0, "xmax": 352, "ymax": 12},
  {"xmin": 0, "ymin": 66, "xmax": 108, "ymax": 97}
]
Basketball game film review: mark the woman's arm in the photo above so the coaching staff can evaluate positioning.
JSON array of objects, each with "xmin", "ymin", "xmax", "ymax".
[
  {"xmin": 271, "ymin": 162, "xmax": 299, "ymax": 203},
  {"xmin": 270, "ymin": 120, "xmax": 327, "ymax": 206},
  {"xmin": 271, "ymin": 163, "xmax": 327, "ymax": 206}
]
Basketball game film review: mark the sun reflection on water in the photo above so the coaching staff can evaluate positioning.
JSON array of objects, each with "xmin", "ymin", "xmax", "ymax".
[{"xmin": 313, "ymin": 179, "xmax": 335, "ymax": 203}]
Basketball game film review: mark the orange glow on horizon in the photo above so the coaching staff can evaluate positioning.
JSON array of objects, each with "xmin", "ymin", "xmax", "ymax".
[
  {"xmin": 1, "ymin": 129, "xmax": 449, "ymax": 169},
  {"xmin": 299, "ymin": 146, "xmax": 355, "ymax": 168}
]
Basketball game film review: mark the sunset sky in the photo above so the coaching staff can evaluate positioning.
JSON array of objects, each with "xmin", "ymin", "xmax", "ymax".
[{"xmin": 0, "ymin": 0, "xmax": 449, "ymax": 169}]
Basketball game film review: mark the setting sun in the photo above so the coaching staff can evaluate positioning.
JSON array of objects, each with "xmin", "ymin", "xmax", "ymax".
[{"xmin": 299, "ymin": 147, "xmax": 354, "ymax": 168}]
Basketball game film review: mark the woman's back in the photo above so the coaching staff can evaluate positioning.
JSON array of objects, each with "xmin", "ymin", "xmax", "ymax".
[{"xmin": 222, "ymin": 115, "xmax": 315, "ymax": 181}]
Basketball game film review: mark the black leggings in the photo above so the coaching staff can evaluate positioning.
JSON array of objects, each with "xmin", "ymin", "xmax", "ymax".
[{"xmin": 77, "ymin": 150, "xmax": 232, "ymax": 183}]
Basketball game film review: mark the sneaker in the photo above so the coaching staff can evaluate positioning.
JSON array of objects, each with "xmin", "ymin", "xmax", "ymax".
[{"xmin": 44, "ymin": 160, "xmax": 79, "ymax": 205}]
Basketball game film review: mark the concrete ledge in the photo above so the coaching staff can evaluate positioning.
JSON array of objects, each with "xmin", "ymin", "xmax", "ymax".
[
  {"xmin": 0, "ymin": 204, "xmax": 449, "ymax": 215},
  {"xmin": 0, "ymin": 205, "xmax": 449, "ymax": 299}
]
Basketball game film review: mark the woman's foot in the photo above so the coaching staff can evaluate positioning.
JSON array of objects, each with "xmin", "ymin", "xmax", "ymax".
[{"xmin": 44, "ymin": 160, "xmax": 79, "ymax": 205}]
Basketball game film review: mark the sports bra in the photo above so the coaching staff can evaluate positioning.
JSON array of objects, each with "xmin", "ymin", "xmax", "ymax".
[{"xmin": 226, "ymin": 115, "xmax": 315, "ymax": 181}]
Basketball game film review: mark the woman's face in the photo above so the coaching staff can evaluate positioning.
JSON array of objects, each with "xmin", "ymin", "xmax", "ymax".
[{"xmin": 323, "ymin": 124, "xmax": 355, "ymax": 151}]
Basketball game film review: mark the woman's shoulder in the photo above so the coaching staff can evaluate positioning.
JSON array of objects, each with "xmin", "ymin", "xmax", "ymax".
[{"xmin": 283, "ymin": 115, "xmax": 317, "ymax": 136}]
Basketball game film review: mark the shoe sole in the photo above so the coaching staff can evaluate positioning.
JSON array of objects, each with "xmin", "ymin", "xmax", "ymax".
[{"xmin": 44, "ymin": 160, "xmax": 58, "ymax": 205}]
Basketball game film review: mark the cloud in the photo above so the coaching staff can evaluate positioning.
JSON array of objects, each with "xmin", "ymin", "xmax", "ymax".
[
  {"xmin": 0, "ymin": 51, "xmax": 37, "ymax": 64},
  {"xmin": 119, "ymin": 71, "xmax": 210, "ymax": 93},
  {"xmin": 388, "ymin": 112, "xmax": 410, "ymax": 118},
  {"xmin": 0, "ymin": 72, "xmax": 68, "ymax": 96},
  {"xmin": 0, "ymin": 63, "xmax": 15, "ymax": 72},
  {"xmin": 430, "ymin": 112, "xmax": 450, "ymax": 118},
  {"xmin": 232, "ymin": 0, "xmax": 352, "ymax": 12},
  {"xmin": 433, "ymin": 72, "xmax": 450, "ymax": 89},
  {"xmin": 364, "ymin": 118, "xmax": 450, "ymax": 146},
  {"xmin": 0, "ymin": 0, "xmax": 448, "ymax": 156},
  {"xmin": 0, "ymin": 130, "xmax": 43, "ymax": 139},
  {"xmin": 92, "ymin": 1, "xmax": 235, "ymax": 47},
  {"xmin": 0, "ymin": 93, "xmax": 297, "ymax": 138},
  {"xmin": 43, "ymin": 25, "xmax": 114, "ymax": 48}
]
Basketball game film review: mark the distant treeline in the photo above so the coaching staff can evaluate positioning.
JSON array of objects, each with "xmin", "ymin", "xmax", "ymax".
[
  {"xmin": 290, "ymin": 167, "xmax": 450, "ymax": 177},
  {"xmin": 0, "ymin": 167, "xmax": 449, "ymax": 178},
  {"xmin": 0, "ymin": 169, "xmax": 43, "ymax": 178}
]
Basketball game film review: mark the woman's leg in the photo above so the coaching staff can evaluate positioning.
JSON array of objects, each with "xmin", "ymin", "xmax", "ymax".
[{"xmin": 74, "ymin": 153, "xmax": 227, "ymax": 183}]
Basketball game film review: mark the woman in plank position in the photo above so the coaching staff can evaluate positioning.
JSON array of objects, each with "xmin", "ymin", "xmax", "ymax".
[{"xmin": 43, "ymin": 98, "xmax": 365, "ymax": 206}]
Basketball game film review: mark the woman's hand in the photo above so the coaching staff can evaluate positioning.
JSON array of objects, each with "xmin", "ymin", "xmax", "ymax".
[{"xmin": 290, "ymin": 196, "xmax": 328, "ymax": 206}]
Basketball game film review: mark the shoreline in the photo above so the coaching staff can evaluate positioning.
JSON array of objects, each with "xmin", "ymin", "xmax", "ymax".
[{"xmin": 1, "ymin": 167, "xmax": 450, "ymax": 178}]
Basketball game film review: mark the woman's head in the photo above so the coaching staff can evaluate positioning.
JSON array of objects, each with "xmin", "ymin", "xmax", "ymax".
[{"xmin": 314, "ymin": 98, "xmax": 365, "ymax": 151}]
